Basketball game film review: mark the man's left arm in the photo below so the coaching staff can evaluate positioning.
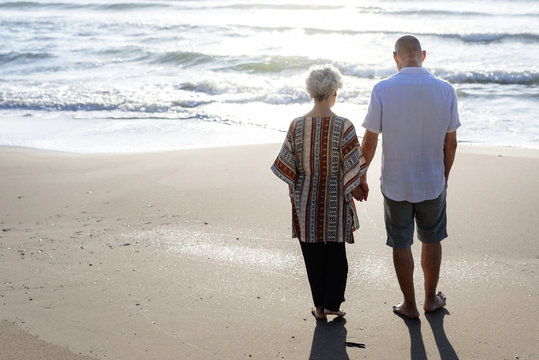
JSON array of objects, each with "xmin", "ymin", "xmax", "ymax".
[{"xmin": 444, "ymin": 131, "xmax": 458, "ymax": 187}]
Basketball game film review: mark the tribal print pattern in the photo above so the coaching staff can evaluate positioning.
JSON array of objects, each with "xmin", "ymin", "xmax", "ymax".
[{"xmin": 272, "ymin": 116, "xmax": 367, "ymax": 243}]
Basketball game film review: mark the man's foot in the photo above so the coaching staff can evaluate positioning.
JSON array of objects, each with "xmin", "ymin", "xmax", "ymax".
[
  {"xmin": 392, "ymin": 302, "xmax": 420, "ymax": 319},
  {"xmin": 324, "ymin": 309, "xmax": 346, "ymax": 317},
  {"xmin": 424, "ymin": 291, "xmax": 446, "ymax": 313},
  {"xmin": 311, "ymin": 307, "xmax": 326, "ymax": 320}
]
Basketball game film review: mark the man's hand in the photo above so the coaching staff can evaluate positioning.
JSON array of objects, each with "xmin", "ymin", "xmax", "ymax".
[
  {"xmin": 352, "ymin": 186, "xmax": 364, "ymax": 201},
  {"xmin": 352, "ymin": 181, "xmax": 369, "ymax": 202},
  {"xmin": 359, "ymin": 180, "xmax": 369, "ymax": 201}
]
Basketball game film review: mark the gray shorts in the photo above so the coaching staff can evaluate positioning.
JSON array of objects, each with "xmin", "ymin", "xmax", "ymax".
[{"xmin": 384, "ymin": 190, "xmax": 448, "ymax": 249}]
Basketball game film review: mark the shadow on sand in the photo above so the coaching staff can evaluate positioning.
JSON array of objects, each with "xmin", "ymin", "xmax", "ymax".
[
  {"xmin": 309, "ymin": 317, "xmax": 365, "ymax": 360},
  {"xmin": 398, "ymin": 308, "xmax": 459, "ymax": 360},
  {"xmin": 425, "ymin": 308, "xmax": 459, "ymax": 360}
]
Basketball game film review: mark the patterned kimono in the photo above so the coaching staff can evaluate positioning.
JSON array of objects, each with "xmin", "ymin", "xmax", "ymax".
[{"xmin": 271, "ymin": 116, "xmax": 367, "ymax": 243}]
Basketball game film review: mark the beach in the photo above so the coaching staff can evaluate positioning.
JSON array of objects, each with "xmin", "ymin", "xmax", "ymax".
[
  {"xmin": 2, "ymin": 1, "xmax": 538, "ymax": 358},
  {"xmin": 0, "ymin": 144, "xmax": 537, "ymax": 359}
]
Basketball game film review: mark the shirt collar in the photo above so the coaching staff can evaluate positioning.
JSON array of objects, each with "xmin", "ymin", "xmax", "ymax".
[{"xmin": 399, "ymin": 67, "xmax": 429, "ymax": 74}]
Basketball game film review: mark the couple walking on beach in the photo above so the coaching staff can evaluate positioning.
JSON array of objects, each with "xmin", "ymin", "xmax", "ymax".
[{"xmin": 271, "ymin": 35, "xmax": 460, "ymax": 321}]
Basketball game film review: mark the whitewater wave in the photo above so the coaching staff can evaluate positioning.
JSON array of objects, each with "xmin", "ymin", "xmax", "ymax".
[
  {"xmin": 368, "ymin": 7, "xmax": 539, "ymax": 17},
  {"xmin": 2, "ymin": 69, "xmax": 536, "ymax": 115},
  {"xmin": 6, "ymin": 45, "xmax": 535, "ymax": 86},
  {"xmin": 153, "ymin": 51, "xmax": 321, "ymax": 73},
  {"xmin": 150, "ymin": 51, "xmax": 539, "ymax": 85},
  {"xmin": 439, "ymin": 70, "xmax": 539, "ymax": 85},
  {"xmin": 0, "ymin": 51, "xmax": 53, "ymax": 65},
  {"xmin": 0, "ymin": 1, "xmax": 171, "ymax": 10},
  {"xmin": 301, "ymin": 27, "xmax": 539, "ymax": 44}
]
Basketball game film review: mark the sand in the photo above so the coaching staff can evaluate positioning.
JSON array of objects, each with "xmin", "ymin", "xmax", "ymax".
[{"xmin": 0, "ymin": 144, "xmax": 537, "ymax": 360}]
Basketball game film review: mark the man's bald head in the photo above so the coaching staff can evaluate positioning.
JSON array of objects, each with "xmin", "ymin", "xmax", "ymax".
[
  {"xmin": 393, "ymin": 35, "xmax": 425, "ymax": 70},
  {"xmin": 394, "ymin": 35, "xmax": 422, "ymax": 57}
]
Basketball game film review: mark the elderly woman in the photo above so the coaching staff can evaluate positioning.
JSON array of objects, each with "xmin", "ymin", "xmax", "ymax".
[{"xmin": 271, "ymin": 64, "xmax": 368, "ymax": 320}]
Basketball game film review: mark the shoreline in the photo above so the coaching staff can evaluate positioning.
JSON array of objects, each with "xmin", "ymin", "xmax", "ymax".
[
  {"xmin": 0, "ymin": 143, "xmax": 537, "ymax": 359},
  {"xmin": 2, "ymin": 140, "xmax": 538, "ymax": 157}
]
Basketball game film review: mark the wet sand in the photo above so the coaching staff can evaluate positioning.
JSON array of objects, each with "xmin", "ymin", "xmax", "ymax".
[{"xmin": 0, "ymin": 144, "xmax": 537, "ymax": 359}]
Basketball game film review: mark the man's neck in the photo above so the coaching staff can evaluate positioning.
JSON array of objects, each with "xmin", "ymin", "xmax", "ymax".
[{"xmin": 398, "ymin": 63, "xmax": 422, "ymax": 71}]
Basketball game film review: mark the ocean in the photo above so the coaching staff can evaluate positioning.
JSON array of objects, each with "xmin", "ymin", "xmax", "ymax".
[{"xmin": 1, "ymin": 0, "xmax": 538, "ymax": 152}]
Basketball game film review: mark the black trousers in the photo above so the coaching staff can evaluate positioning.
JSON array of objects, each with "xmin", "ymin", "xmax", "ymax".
[{"xmin": 299, "ymin": 241, "xmax": 348, "ymax": 311}]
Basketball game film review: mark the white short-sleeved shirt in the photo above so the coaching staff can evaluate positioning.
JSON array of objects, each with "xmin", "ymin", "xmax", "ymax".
[{"xmin": 363, "ymin": 67, "xmax": 461, "ymax": 203}]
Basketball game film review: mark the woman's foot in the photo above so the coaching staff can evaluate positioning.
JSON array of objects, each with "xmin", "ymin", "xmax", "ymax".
[
  {"xmin": 424, "ymin": 291, "xmax": 446, "ymax": 313},
  {"xmin": 311, "ymin": 307, "xmax": 326, "ymax": 320},
  {"xmin": 392, "ymin": 302, "xmax": 420, "ymax": 319},
  {"xmin": 324, "ymin": 308, "xmax": 346, "ymax": 317}
]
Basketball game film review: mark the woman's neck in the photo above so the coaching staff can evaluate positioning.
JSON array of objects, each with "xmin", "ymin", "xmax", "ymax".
[{"xmin": 304, "ymin": 100, "xmax": 336, "ymax": 118}]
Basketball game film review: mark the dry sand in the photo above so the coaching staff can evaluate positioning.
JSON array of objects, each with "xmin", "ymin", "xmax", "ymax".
[{"xmin": 0, "ymin": 144, "xmax": 537, "ymax": 359}]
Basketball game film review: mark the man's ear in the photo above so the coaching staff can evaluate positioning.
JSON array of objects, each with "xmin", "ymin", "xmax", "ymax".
[
  {"xmin": 421, "ymin": 50, "xmax": 426, "ymax": 63},
  {"xmin": 393, "ymin": 51, "xmax": 399, "ymax": 64}
]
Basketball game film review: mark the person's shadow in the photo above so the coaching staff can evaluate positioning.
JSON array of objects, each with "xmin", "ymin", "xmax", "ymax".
[
  {"xmin": 397, "ymin": 308, "xmax": 459, "ymax": 360},
  {"xmin": 308, "ymin": 317, "xmax": 365, "ymax": 360},
  {"xmin": 397, "ymin": 315, "xmax": 428, "ymax": 360},
  {"xmin": 425, "ymin": 308, "xmax": 459, "ymax": 360}
]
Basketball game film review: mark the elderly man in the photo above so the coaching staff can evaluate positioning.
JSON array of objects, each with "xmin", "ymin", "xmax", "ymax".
[{"xmin": 360, "ymin": 35, "xmax": 460, "ymax": 318}]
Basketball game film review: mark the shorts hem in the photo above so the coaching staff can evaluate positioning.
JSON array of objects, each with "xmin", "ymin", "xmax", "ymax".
[
  {"xmin": 418, "ymin": 232, "xmax": 448, "ymax": 244},
  {"xmin": 386, "ymin": 238, "xmax": 413, "ymax": 249}
]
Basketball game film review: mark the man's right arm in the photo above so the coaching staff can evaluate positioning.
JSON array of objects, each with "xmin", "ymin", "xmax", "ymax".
[
  {"xmin": 354, "ymin": 130, "xmax": 379, "ymax": 200},
  {"xmin": 443, "ymin": 131, "xmax": 458, "ymax": 187},
  {"xmin": 357, "ymin": 84, "xmax": 382, "ymax": 201},
  {"xmin": 361, "ymin": 130, "xmax": 379, "ymax": 167}
]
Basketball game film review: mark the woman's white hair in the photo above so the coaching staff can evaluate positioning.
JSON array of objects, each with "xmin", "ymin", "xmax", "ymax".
[{"xmin": 305, "ymin": 64, "xmax": 343, "ymax": 102}]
